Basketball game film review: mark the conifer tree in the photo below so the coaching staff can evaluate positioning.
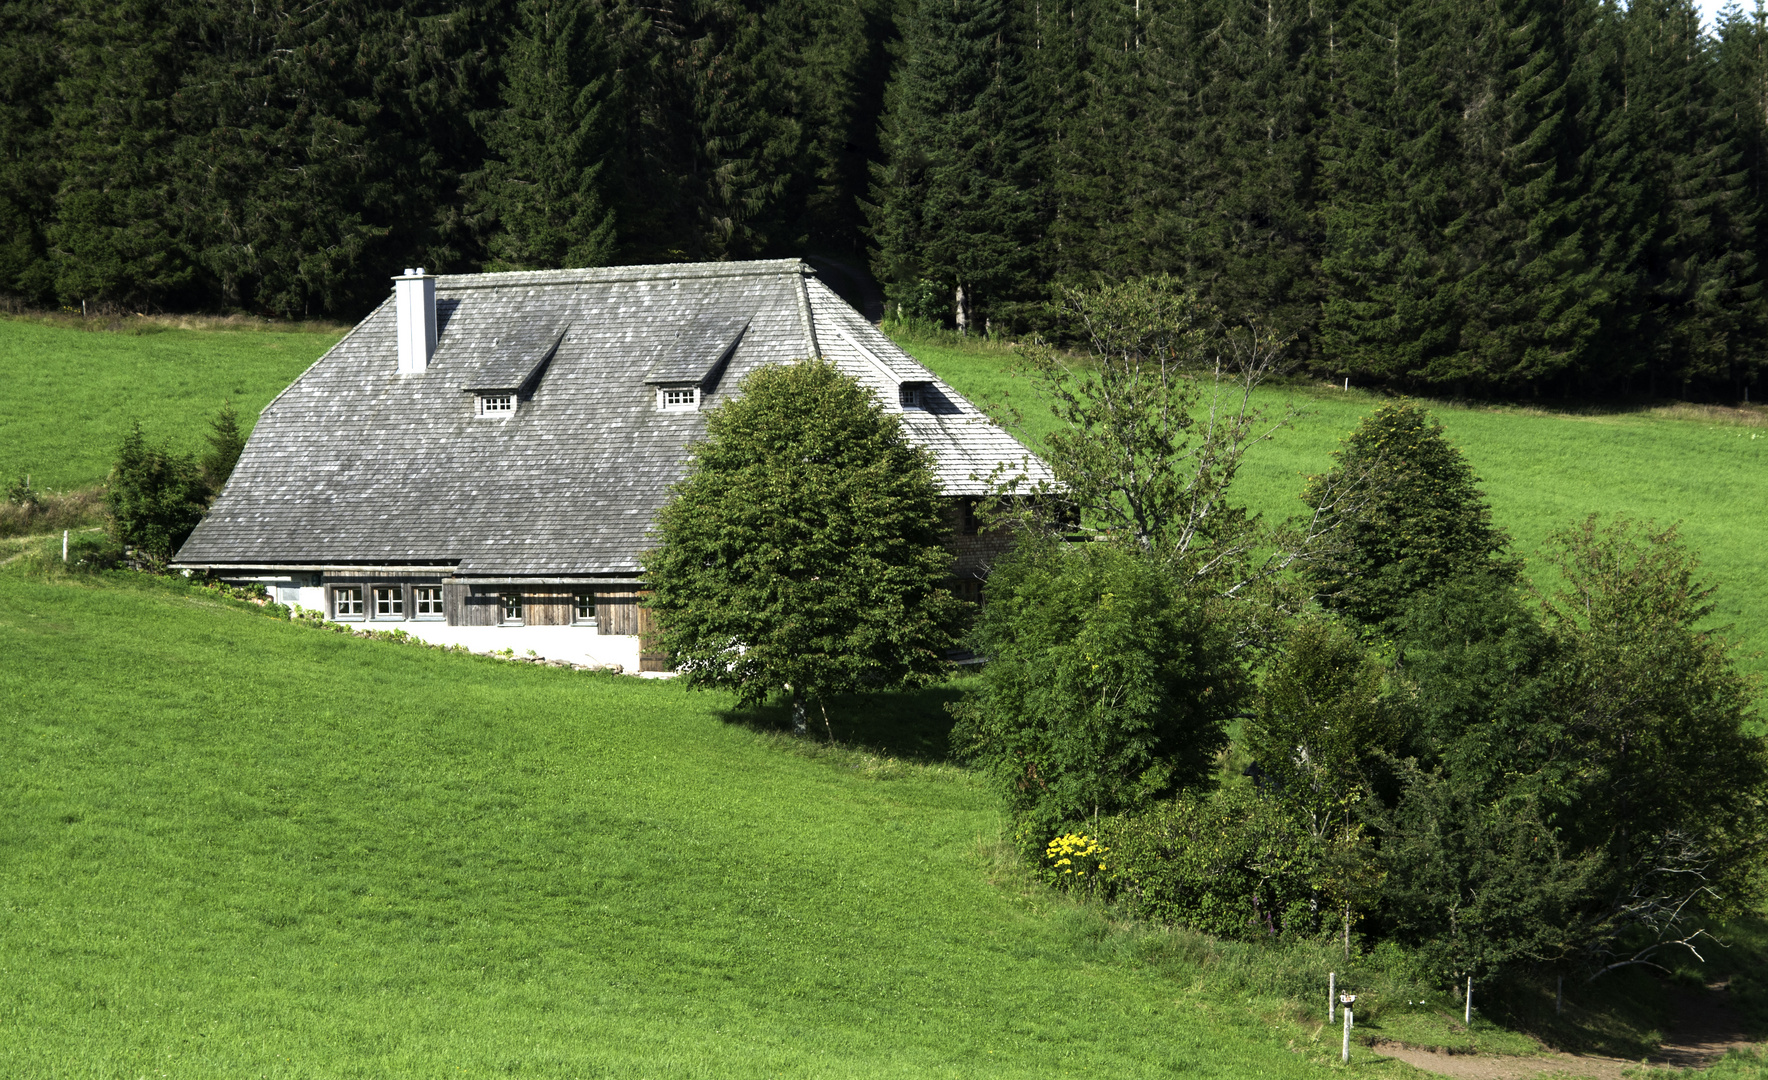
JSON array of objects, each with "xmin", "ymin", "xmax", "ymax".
[
  {"xmin": 760, "ymin": 0, "xmax": 893, "ymax": 256},
  {"xmin": 1450, "ymin": 0, "xmax": 1607, "ymax": 393},
  {"xmin": 1319, "ymin": 0, "xmax": 1467, "ymax": 389},
  {"xmin": 1619, "ymin": 0, "xmax": 1762, "ymax": 398},
  {"xmin": 472, "ymin": 0, "xmax": 619, "ymax": 270},
  {"xmin": 49, "ymin": 0, "xmax": 195, "ymax": 310},
  {"xmin": 0, "ymin": 0, "xmax": 61, "ymax": 303},
  {"xmin": 1188, "ymin": 0, "xmax": 1329, "ymax": 343},
  {"xmin": 868, "ymin": 0, "xmax": 1042, "ymax": 330}
]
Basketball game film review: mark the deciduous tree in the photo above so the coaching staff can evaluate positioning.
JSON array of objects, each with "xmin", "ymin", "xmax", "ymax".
[{"xmin": 643, "ymin": 360, "xmax": 963, "ymax": 731}]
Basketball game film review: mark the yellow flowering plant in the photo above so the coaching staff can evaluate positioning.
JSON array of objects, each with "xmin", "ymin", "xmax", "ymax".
[{"xmin": 1044, "ymin": 833, "xmax": 1110, "ymax": 892}]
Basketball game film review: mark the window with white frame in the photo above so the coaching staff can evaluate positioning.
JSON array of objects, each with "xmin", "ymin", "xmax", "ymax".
[
  {"xmin": 899, "ymin": 381, "xmax": 932, "ymax": 410},
  {"xmin": 477, "ymin": 394, "xmax": 515, "ymax": 416},
  {"xmin": 574, "ymin": 593, "xmax": 597, "ymax": 623},
  {"xmin": 373, "ymin": 586, "xmax": 404, "ymax": 619},
  {"xmin": 501, "ymin": 592, "xmax": 524, "ymax": 624},
  {"xmin": 333, "ymin": 586, "xmax": 364, "ymax": 619},
  {"xmin": 658, "ymin": 386, "xmax": 699, "ymax": 411},
  {"xmin": 413, "ymin": 586, "xmax": 444, "ymax": 619}
]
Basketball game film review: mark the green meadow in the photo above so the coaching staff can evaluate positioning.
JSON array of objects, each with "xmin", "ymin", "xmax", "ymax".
[
  {"xmin": 1, "ymin": 572, "xmax": 1356, "ymax": 1078},
  {"xmin": 904, "ymin": 337, "xmax": 1768, "ymax": 685},
  {"xmin": 1, "ymin": 320, "xmax": 1767, "ymax": 1075},
  {"xmin": 0, "ymin": 318, "xmax": 343, "ymax": 492}
]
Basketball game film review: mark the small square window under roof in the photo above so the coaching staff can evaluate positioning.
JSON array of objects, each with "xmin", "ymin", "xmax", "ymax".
[
  {"xmin": 461, "ymin": 328, "xmax": 567, "ymax": 393},
  {"xmin": 643, "ymin": 315, "xmax": 750, "ymax": 386}
]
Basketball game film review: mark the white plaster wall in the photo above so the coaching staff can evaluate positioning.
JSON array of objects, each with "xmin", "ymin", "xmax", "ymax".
[{"xmin": 348, "ymin": 621, "xmax": 643, "ymax": 671}]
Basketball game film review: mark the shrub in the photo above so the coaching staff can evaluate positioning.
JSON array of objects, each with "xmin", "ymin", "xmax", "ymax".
[
  {"xmin": 950, "ymin": 538, "xmax": 1247, "ymax": 846},
  {"xmin": 65, "ymin": 532, "xmax": 124, "ymax": 571},
  {"xmin": 107, "ymin": 422, "xmax": 209, "ymax": 563},
  {"xmin": 1098, "ymin": 786, "xmax": 1355, "ymax": 941}
]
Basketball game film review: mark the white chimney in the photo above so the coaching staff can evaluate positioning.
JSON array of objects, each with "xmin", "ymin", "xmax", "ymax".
[{"xmin": 394, "ymin": 267, "xmax": 437, "ymax": 374}]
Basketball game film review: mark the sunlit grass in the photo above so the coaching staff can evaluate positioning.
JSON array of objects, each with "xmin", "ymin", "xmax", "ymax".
[
  {"xmin": 0, "ymin": 317, "xmax": 342, "ymax": 491},
  {"xmin": 0, "ymin": 570, "xmax": 1350, "ymax": 1077}
]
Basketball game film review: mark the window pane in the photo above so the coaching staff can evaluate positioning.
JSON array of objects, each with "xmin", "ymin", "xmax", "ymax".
[{"xmin": 575, "ymin": 593, "xmax": 595, "ymax": 619}]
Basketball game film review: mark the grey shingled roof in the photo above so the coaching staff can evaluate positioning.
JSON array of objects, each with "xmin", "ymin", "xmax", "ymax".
[
  {"xmin": 176, "ymin": 259, "xmax": 1053, "ymax": 577},
  {"xmin": 461, "ymin": 328, "xmax": 565, "ymax": 392}
]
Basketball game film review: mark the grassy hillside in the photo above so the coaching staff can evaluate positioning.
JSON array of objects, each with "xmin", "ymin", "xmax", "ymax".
[
  {"xmin": 903, "ymin": 337, "xmax": 1768, "ymax": 686},
  {"xmin": 0, "ymin": 571, "xmax": 1362, "ymax": 1077},
  {"xmin": 0, "ymin": 318, "xmax": 342, "ymax": 492}
]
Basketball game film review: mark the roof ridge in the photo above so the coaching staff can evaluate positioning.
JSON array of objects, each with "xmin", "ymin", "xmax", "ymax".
[{"xmin": 436, "ymin": 258, "xmax": 810, "ymax": 290}]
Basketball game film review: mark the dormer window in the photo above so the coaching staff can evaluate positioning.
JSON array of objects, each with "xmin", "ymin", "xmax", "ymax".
[
  {"xmin": 477, "ymin": 394, "xmax": 514, "ymax": 417},
  {"xmin": 899, "ymin": 382, "xmax": 931, "ymax": 410},
  {"xmin": 658, "ymin": 386, "xmax": 699, "ymax": 411}
]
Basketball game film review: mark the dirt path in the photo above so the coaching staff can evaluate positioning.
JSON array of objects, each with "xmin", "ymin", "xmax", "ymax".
[{"xmin": 1372, "ymin": 983, "xmax": 1760, "ymax": 1078}]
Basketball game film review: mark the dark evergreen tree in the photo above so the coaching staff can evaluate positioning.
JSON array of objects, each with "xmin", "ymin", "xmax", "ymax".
[
  {"xmin": 760, "ymin": 0, "xmax": 894, "ymax": 257},
  {"xmin": 1186, "ymin": 0, "xmax": 1329, "ymax": 343},
  {"xmin": 1319, "ymin": 0, "xmax": 1468, "ymax": 388},
  {"xmin": 0, "ymin": 0, "xmax": 62, "ymax": 303},
  {"xmin": 1451, "ymin": 0, "xmax": 1608, "ymax": 393},
  {"xmin": 471, "ymin": 0, "xmax": 619, "ymax": 270},
  {"xmin": 49, "ymin": 0, "xmax": 195, "ymax": 310},
  {"xmin": 1618, "ymin": 0, "xmax": 1763, "ymax": 399},
  {"xmin": 868, "ymin": 0, "xmax": 1042, "ymax": 330}
]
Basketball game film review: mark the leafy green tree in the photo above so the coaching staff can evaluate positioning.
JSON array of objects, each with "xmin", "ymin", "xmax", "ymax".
[
  {"xmin": 1541, "ymin": 516, "xmax": 1768, "ymax": 976},
  {"xmin": 1303, "ymin": 401, "xmax": 1516, "ymax": 628},
  {"xmin": 1364, "ymin": 521, "xmax": 1768, "ymax": 983},
  {"xmin": 199, "ymin": 400, "xmax": 246, "ymax": 495},
  {"xmin": 1244, "ymin": 615, "xmax": 1405, "ymax": 836},
  {"xmin": 643, "ymin": 360, "xmax": 962, "ymax": 730},
  {"xmin": 949, "ymin": 538, "xmax": 1246, "ymax": 844},
  {"xmin": 1365, "ymin": 575, "xmax": 1593, "ymax": 981},
  {"xmin": 1008, "ymin": 278, "xmax": 1321, "ymax": 587},
  {"xmin": 110, "ymin": 421, "xmax": 208, "ymax": 562}
]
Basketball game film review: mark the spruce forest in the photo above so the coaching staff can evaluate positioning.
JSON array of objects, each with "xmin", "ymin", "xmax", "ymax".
[{"xmin": 4, "ymin": 0, "xmax": 1768, "ymax": 399}]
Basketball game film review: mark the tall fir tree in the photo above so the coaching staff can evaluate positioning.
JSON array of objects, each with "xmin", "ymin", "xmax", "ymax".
[
  {"xmin": 1319, "ymin": 0, "xmax": 1467, "ymax": 387},
  {"xmin": 1451, "ymin": 0, "xmax": 1608, "ymax": 393},
  {"xmin": 0, "ymin": 0, "xmax": 62, "ymax": 303},
  {"xmin": 1619, "ymin": 0, "xmax": 1762, "ymax": 398},
  {"xmin": 471, "ymin": 0, "xmax": 619, "ymax": 270},
  {"xmin": 49, "ymin": 0, "xmax": 195, "ymax": 309},
  {"xmin": 867, "ymin": 0, "xmax": 1042, "ymax": 330}
]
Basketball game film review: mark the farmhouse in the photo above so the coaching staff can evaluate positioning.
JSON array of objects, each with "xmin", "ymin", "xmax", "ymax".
[{"xmin": 173, "ymin": 259, "xmax": 1051, "ymax": 671}]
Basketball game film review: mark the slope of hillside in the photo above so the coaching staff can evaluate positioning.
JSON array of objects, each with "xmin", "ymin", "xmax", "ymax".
[
  {"xmin": 903, "ymin": 339, "xmax": 1768, "ymax": 686},
  {"xmin": 0, "ymin": 573, "xmax": 1349, "ymax": 1077},
  {"xmin": 0, "ymin": 319, "xmax": 342, "ymax": 491}
]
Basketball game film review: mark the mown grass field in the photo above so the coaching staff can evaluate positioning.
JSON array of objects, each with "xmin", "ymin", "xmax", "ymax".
[
  {"xmin": 0, "ymin": 318, "xmax": 343, "ymax": 492},
  {"xmin": 1, "ymin": 570, "xmax": 1368, "ymax": 1077},
  {"xmin": 903, "ymin": 337, "xmax": 1768, "ymax": 686}
]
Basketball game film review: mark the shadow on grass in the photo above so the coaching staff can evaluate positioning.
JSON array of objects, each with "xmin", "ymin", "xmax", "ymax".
[{"xmin": 713, "ymin": 679, "xmax": 971, "ymax": 765}]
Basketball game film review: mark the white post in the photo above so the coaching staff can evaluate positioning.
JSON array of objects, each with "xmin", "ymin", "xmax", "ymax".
[
  {"xmin": 62, "ymin": 529, "xmax": 68, "ymax": 563},
  {"xmin": 1465, "ymin": 977, "xmax": 1472, "ymax": 1024},
  {"xmin": 1343, "ymin": 377, "xmax": 1349, "ymax": 391},
  {"xmin": 1329, "ymin": 971, "xmax": 1335, "ymax": 1022},
  {"xmin": 1342, "ymin": 1007, "xmax": 1352, "ymax": 1063}
]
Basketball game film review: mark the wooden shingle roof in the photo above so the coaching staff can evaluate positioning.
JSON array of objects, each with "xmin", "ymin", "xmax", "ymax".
[{"xmin": 175, "ymin": 259, "xmax": 1052, "ymax": 578}]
